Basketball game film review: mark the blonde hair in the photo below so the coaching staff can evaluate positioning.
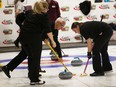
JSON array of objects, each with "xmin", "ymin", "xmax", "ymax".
[{"xmin": 33, "ymin": 0, "xmax": 48, "ymax": 14}]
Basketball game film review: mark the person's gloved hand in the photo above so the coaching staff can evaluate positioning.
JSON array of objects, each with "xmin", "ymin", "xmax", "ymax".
[{"xmin": 87, "ymin": 52, "xmax": 92, "ymax": 59}]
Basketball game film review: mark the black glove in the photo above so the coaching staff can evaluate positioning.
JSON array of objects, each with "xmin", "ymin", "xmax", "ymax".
[{"xmin": 87, "ymin": 52, "xmax": 92, "ymax": 59}]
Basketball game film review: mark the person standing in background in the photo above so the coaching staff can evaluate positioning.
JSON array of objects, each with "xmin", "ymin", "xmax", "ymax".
[
  {"xmin": 14, "ymin": 0, "xmax": 25, "ymax": 16},
  {"xmin": 14, "ymin": 0, "xmax": 25, "ymax": 48},
  {"xmin": 46, "ymin": 0, "xmax": 63, "ymax": 60},
  {"xmin": 1, "ymin": 0, "xmax": 25, "ymax": 70},
  {"xmin": 0, "ymin": 0, "xmax": 24, "ymax": 71}
]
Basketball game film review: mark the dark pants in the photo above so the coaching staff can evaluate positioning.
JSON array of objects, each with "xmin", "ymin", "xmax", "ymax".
[
  {"xmin": 50, "ymin": 22, "xmax": 62, "ymax": 58},
  {"xmin": 20, "ymin": 40, "xmax": 42, "ymax": 82},
  {"xmin": 6, "ymin": 48, "xmax": 27, "ymax": 71},
  {"xmin": 14, "ymin": 25, "xmax": 22, "ymax": 47},
  {"xmin": 92, "ymin": 29, "xmax": 113, "ymax": 73},
  {"xmin": 7, "ymin": 37, "xmax": 42, "ymax": 82}
]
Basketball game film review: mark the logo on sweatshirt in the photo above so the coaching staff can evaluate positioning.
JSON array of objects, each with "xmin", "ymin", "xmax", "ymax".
[{"xmin": 52, "ymin": 5, "xmax": 56, "ymax": 8}]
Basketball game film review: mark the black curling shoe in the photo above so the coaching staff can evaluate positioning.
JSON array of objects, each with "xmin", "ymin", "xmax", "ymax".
[
  {"xmin": 1, "ymin": 66, "xmax": 11, "ymax": 78},
  {"xmin": 39, "ymin": 69, "xmax": 46, "ymax": 73},
  {"xmin": 14, "ymin": 40, "xmax": 19, "ymax": 48},
  {"xmin": 90, "ymin": 72, "xmax": 104, "ymax": 76}
]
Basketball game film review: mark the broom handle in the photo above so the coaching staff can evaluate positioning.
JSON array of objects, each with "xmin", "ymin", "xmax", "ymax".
[
  {"xmin": 83, "ymin": 58, "xmax": 89, "ymax": 73},
  {"xmin": 44, "ymin": 39, "xmax": 70, "ymax": 72}
]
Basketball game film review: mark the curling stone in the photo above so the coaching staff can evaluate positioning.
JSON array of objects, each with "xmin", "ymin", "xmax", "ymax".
[
  {"xmin": 71, "ymin": 57, "xmax": 83, "ymax": 66},
  {"xmin": 51, "ymin": 55, "xmax": 58, "ymax": 61},
  {"xmin": 59, "ymin": 70, "xmax": 73, "ymax": 79}
]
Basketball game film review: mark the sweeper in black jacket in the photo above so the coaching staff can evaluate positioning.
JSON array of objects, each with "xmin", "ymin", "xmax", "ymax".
[{"xmin": 71, "ymin": 21, "xmax": 113, "ymax": 76}]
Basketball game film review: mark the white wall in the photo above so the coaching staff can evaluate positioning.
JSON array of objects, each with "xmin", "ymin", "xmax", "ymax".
[{"xmin": 0, "ymin": 0, "xmax": 116, "ymax": 47}]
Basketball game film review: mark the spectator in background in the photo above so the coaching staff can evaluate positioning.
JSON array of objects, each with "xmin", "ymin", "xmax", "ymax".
[
  {"xmin": 0, "ymin": 0, "xmax": 25, "ymax": 71},
  {"xmin": 14, "ymin": 0, "xmax": 25, "ymax": 16},
  {"xmin": 46, "ymin": 0, "xmax": 63, "ymax": 60},
  {"xmin": 14, "ymin": 0, "xmax": 25, "ymax": 48}
]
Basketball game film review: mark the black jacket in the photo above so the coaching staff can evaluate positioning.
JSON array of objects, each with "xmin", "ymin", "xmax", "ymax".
[{"xmin": 19, "ymin": 10, "xmax": 51, "ymax": 42}]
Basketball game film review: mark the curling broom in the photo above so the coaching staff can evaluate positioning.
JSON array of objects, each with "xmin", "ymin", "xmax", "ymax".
[
  {"xmin": 44, "ymin": 39, "xmax": 76, "ymax": 76},
  {"xmin": 80, "ymin": 58, "xmax": 90, "ymax": 77}
]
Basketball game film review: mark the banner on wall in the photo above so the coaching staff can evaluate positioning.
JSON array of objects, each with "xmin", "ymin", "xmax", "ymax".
[
  {"xmin": 7, "ymin": 0, "xmax": 14, "ymax": 5},
  {"xmin": 7, "ymin": 0, "xmax": 27, "ymax": 5},
  {"xmin": 0, "ymin": 0, "xmax": 116, "ymax": 47}
]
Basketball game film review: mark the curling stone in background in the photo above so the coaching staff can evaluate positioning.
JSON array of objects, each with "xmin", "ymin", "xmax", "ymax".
[
  {"xmin": 71, "ymin": 57, "xmax": 83, "ymax": 66},
  {"xmin": 59, "ymin": 70, "xmax": 73, "ymax": 79},
  {"xmin": 51, "ymin": 55, "xmax": 58, "ymax": 61}
]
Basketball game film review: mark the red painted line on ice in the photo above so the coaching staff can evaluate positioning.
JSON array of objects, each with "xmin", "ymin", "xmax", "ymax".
[{"xmin": 21, "ymin": 59, "xmax": 70, "ymax": 64}]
